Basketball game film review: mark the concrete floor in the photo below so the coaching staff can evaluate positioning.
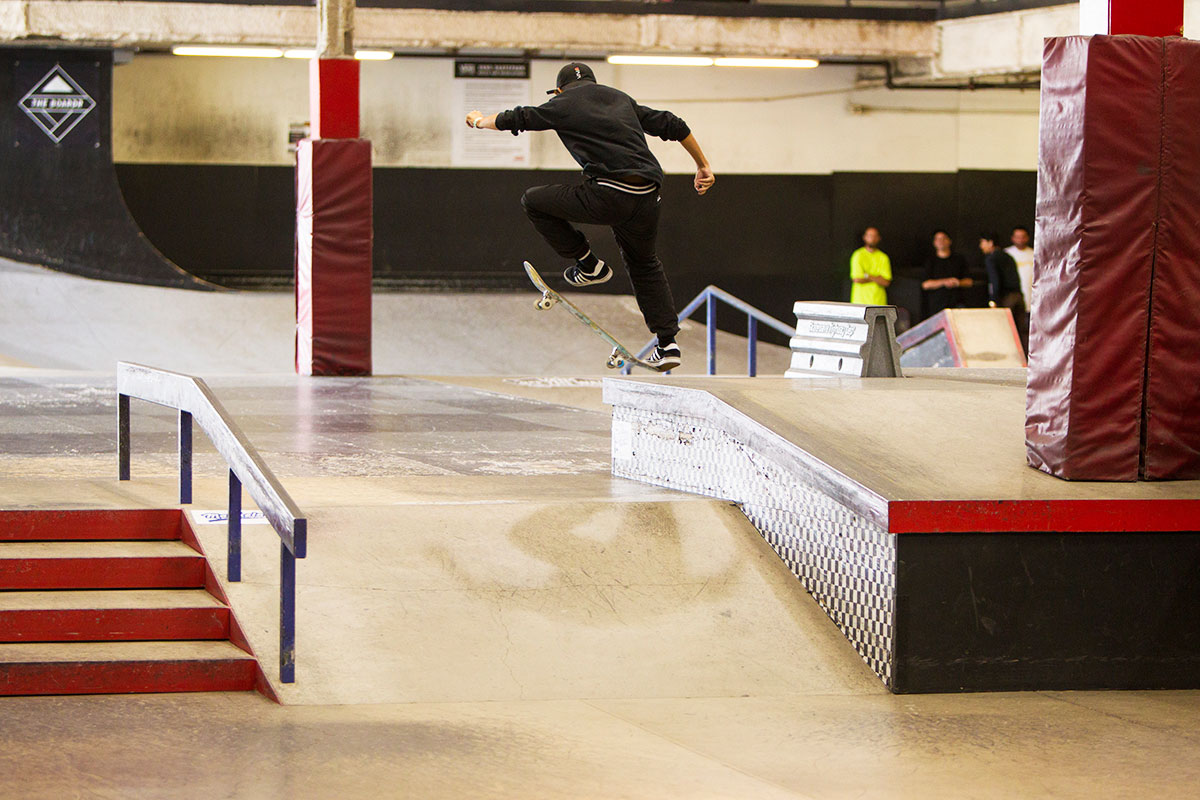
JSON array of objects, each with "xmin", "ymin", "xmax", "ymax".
[{"xmin": 2, "ymin": 369, "xmax": 1199, "ymax": 798}]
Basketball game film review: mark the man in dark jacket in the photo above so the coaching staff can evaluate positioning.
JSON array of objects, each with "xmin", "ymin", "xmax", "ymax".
[
  {"xmin": 466, "ymin": 62, "xmax": 715, "ymax": 371},
  {"xmin": 979, "ymin": 232, "xmax": 1027, "ymax": 351}
]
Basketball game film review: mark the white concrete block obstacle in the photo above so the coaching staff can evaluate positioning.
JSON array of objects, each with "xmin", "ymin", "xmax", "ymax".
[{"xmin": 785, "ymin": 301, "xmax": 902, "ymax": 379}]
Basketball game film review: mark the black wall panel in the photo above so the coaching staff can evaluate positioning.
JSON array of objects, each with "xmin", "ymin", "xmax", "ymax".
[{"xmin": 115, "ymin": 164, "xmax": 1034, "ymax": 331}]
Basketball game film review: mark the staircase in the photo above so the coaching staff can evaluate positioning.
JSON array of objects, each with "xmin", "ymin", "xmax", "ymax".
[{"xmin": 0, "ymin": 509, "xmax": 261, "ymax": 696}]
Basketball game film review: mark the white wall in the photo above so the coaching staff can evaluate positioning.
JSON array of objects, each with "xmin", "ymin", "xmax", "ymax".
[{"xmin": 113, "ymin": 53, "xmax": 1040, "ymax": 174}]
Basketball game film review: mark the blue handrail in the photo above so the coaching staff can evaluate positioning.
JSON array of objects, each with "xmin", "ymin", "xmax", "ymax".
[
  {"xmin": 626, "ymin": 285, "xmax": 795, "ymax": 376},
  {"xmin": 116, "ymin": 362, "xmax": 306, "ymax": 684}
]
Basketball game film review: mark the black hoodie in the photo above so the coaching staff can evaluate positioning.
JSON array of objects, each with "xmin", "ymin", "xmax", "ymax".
[{"xmin": 495, "ymin": 81, "xmax": 691, "ymax": 186}]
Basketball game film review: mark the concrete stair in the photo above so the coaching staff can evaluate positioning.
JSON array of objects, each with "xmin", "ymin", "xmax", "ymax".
[{"xmin": 0, "ymin": 510, "xmax": 260, "ymax": 696}]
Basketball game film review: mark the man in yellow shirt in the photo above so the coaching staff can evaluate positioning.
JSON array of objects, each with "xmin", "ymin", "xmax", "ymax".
[{"xmin": 850, "ymin": 226, "xmax": 892, "ymax": 305}]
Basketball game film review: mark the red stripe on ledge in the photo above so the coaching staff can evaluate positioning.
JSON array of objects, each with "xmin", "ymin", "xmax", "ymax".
[{"xmin": 888, "ymin": 499, "xmax": 1200, "ymax": 534}]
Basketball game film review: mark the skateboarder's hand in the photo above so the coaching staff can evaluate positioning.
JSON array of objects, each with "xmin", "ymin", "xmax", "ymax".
[
  {"xmin": 465, "ymin": 111, "xmax": 484, "ymax": 128},
  {"xmin": 695, "ymin": 166, "xmax": 715, "ymax": 195}
]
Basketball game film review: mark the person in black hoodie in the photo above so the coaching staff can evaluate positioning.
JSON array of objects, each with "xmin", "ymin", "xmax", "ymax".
[{"xmin": 466, "ymin": 62, "xmax": 715, "ymax": 371}]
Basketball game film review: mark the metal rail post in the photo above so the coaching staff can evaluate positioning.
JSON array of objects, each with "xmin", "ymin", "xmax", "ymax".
[
  {"xmin": 228, "ymin": 470, "xmax": 242, "ymax": 583},
  {"xmin": 280, "ymin": 536, "xmax": 298, "ymax": 684},
  {"xmin": 178, "ymin": 410, "xmax": 193, "ymax": 504},
  {"xmin": 748, "ymin": 316, "xmax": 758, "ymax": 377},
  {"xmin": 706, "ymin": 293, "xmax": 717, "ymax": 376},
  {"xmin": 117, "ymin": 394, "xmax": 130, "ymax": 481}
]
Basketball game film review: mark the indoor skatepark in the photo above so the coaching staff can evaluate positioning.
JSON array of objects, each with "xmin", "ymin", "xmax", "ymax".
[{"xmin": 3, "ymin": 1, "xmax": 1200, "ymax": 798}]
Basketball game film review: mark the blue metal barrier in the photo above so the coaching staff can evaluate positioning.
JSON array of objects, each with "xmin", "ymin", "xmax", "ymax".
[{"xmin": 626, "ymin": 285, "xmax": 795, "ymax": 376}]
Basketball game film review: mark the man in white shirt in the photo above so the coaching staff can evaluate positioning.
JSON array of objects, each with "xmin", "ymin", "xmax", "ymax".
[
  {"xmin": 1004, "ymin": 226, "xmax": 1034, "ymax": 354},
  {"xmin": 1005, "ymin": 226, "xmax": 1035, "ymax": 313}
]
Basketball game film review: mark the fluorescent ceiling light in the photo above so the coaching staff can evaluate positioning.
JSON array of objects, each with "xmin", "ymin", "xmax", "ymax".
[
  {"xmin": 607, "ymin": 55, "xmax": 714, "ymax": 67},
  {"xmin": 714, "ymin": 57, "xmax": 820, "ymax": 69},
  {"xmin": 172, "ymin": 46, "xmax": 284, "ymax": 58},
  {"xmin": 284, "ymin": 49, "xmax": 394, "ymax": 60}
]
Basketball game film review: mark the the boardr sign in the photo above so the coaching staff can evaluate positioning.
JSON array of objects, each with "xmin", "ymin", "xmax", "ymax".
[{"xmin": 18, "ymin": 65, "xmax": 96, "ymax": 143}]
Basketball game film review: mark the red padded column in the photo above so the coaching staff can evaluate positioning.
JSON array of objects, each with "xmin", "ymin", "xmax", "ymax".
[
  {"xmin": 1026, "ymin": 36, "xmax": 1161, "ymax": 480},
  {"xmin": 1143, "ymin": 38, "xmax": 1200, "ymax": 479},
  {"xmin": 1080, "ymin": 0, "xmax": 1184, "ymax": 36},
  {"xmin": 296, "ymin": 139, "xmax": 372, "ymax": 376}
]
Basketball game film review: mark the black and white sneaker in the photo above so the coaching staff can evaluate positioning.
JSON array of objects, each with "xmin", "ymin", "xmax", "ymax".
[
  {"xmin": 644, "ymin": 343, "xmax": 681, "ymax": 372},
  {"xmin": 563, "ymin": 259, "xmax": 612, "ymax": 287}
]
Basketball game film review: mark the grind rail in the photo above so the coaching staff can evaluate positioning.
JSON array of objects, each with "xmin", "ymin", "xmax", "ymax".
[
  {"xmin": 627, "ymin": 285, "xmax": 795, "ymax": 376},
  {"xmin": 116, "ymin": 361, "xmax": 306, "ymax": 684}
]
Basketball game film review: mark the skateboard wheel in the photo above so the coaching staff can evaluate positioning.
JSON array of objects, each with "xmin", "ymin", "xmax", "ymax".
[{"xmin": 536, "ymin": 297, "xmax": 554, "ymax": 311}]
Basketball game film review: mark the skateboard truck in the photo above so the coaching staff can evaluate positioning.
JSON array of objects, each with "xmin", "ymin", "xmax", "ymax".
[{"xmin": 535, "ymin": 292, "xmax": 557, "ymax": 311}]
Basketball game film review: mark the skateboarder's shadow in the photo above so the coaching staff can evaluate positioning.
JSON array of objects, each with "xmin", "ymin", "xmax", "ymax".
[{"xmin": 423, "ymin": 502, "xmax": 741, "ymax": 625}]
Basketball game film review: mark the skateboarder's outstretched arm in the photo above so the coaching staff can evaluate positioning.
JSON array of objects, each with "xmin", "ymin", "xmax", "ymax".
[
  {"xmin": 680, "ymin": 133, "xmax": 715, "ymax": 196},
  {"xmin": 635, "ymin": 104, "xmax": 714, "ymax": 196}
]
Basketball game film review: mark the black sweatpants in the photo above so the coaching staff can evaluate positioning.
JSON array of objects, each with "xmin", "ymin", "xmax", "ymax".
[{"xmin": 521, "ymin": 181, "xmax": 680, "ymax": 345}]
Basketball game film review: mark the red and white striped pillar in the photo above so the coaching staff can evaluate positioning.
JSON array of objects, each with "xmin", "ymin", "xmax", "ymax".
[{"xmin": 295, "ymin": 0, "xmax": 373, "ymax": 376}]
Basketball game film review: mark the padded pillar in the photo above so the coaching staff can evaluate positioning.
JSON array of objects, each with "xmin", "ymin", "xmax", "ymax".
[
  {"xmin": 295, "ymin": 139, "xmax": 372, "ymax": 376},
  {"xmin": 1027, "ymin": 35, "xmax": 1200, "ymax": 481},
  {"xmin": 1026, "ymin": 36, "xmax": 1160, "ymax": 481},
  {"xmin": 1144, "ymin": 39, "xmax": 1200, "ymax": 479}
]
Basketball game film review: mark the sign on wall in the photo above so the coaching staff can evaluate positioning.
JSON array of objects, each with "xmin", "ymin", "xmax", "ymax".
[
  {"xmin": 451, "ymin": 60, "xmax": 531, "ymax": 168},
  {"xmin": 16, "ymin": 62, "xmax": 98, "ymax": 146}
]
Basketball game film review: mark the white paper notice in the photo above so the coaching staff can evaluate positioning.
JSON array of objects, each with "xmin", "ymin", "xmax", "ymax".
[
  {"xmin": 191, "ymin": 510, "xmax": 271, "ymax": 526},
  {"xmin": 612, "ymin": 419, "xmax": 634, "ymax": 461},
  {"xmin": 452, "ymin": 77, "xmax": 531, "ymax": 168}
]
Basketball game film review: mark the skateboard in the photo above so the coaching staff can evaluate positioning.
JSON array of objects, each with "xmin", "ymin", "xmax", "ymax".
[{"xmin": 523, "ymin": 261, "xmax": 664, "ymax": 372}]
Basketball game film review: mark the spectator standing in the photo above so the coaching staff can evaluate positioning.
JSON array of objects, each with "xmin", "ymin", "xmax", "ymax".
[
  {"xmin": 849, "ymin": 226, "xmax": 892, "ymax": 306},
  {"xmin": 979, "ymin": 233, "xmax": 1024, "ymax": 309},
  {"xmin": 921, "ymin": 230, "xmax": 972, "ymax": 319},
  {"xmin": 1005, "ymin": 226, "xmax": 1035, "ymax": 314}
]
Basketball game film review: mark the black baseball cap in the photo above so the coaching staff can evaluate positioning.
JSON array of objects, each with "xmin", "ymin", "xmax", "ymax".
[{"xmin": 548, "ymin": 62, "xmax": 596, "ymax": 94}]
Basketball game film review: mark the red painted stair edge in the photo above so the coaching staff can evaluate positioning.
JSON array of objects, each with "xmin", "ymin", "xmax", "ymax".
[
  {"xmin": 0, "ymin": 659, "xmax": 257, "ymax": 696},
  {"xmin": 0, "ymin": 607, "xmax": 231, "ymax": 643},
  {"xmin": 0, "ymin": 509, "xmax": 183, "ymax": 541},
  {"xmin": 1, "ymin": 556, "xmax": 206, "ymax": 590}
]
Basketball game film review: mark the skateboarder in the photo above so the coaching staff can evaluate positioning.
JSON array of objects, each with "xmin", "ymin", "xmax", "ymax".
[{"xmin": 466, "ymin": 62, "xmax": 715, "ymax": 371}]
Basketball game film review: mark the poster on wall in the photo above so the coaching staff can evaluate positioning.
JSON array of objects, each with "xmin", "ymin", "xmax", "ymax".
[{"xmin": 451, "ymin": 60, "xmax": 531, "ymax": 168}]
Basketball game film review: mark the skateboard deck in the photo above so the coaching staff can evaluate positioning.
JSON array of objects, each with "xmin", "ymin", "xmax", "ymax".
[{"xmin": 523, "ymin": 261, "xmax": 663, "ymax": 372}]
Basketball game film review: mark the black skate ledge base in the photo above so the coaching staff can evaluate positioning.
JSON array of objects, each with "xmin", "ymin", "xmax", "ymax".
[
  {"xmin": 604, "ymin": 374, "xmax": 1200, "ymax": 694},
  {"xmin": 893, "ymin": 530, "xmax": 1200, "ymax": 693}
]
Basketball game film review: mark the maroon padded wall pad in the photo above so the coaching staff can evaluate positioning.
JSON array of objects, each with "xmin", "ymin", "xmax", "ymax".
[
  {"xmin": 1143, "ymin": 38, "xmax": 1200, "ymax": 479},
  {"xmin": 1026, "ymin": 36, "xmax": 1162, "ymax": 481},
  {"xmin": 295, "ymin": 139, "xmax": 373, "ymax": 376}
]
